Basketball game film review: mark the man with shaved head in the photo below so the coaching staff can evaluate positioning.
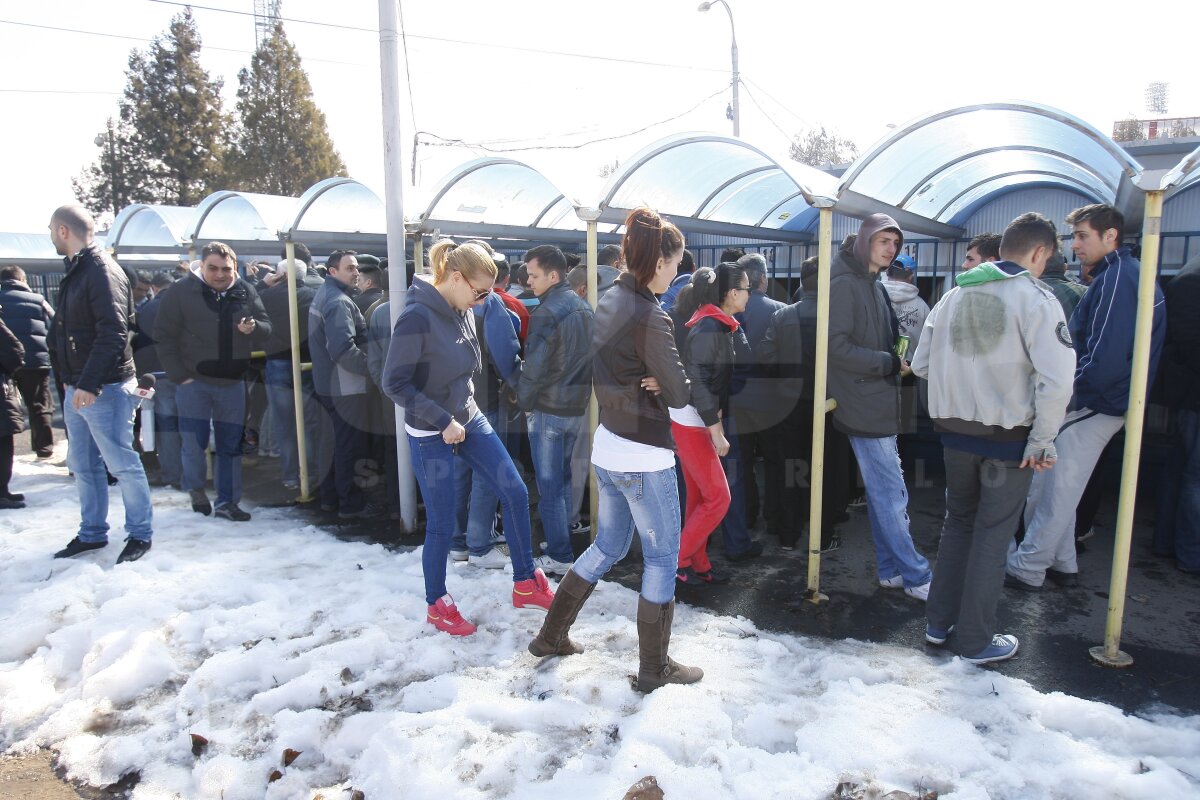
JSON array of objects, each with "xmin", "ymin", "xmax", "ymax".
[{"xmin": 46, "ymin": 204, "xmax": 154, "ymax": 563}]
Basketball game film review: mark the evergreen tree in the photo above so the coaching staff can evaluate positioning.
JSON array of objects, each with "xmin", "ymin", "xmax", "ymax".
[
  {"xmin": 789, "ymin": 126, "xmax": 859, "ymax": 168},
  {"xmin": 74, "ymin": 9, "xmax": 228, "ymax": 215},
  {"xmin": 226, "ymin": 22, "xmax": 346, "ymax": 195}
]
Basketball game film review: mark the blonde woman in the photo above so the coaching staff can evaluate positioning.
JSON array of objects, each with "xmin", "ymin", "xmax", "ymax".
[{"xmin": 383, "ymin": 240, "xmax": 553, "ymax": 635}]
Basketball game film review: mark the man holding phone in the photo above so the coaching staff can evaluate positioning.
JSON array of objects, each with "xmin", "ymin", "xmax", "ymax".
[{"xmin": 155, "ymin": 242, "xmax": 271, "ymax": 521}]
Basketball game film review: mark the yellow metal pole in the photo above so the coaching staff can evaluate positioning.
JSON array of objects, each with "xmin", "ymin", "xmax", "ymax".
[
  {"xmin": 413, "ymin": 234, "xmax": 424, "ymax": 275},
  {"xmin": 284, "ymin": 241, "xmax": 312, "ymax": 502},
  {"xmin": 805, "ymin": 204, "xmax": 834, "ymax": 603},
  {"xmin": 1089, "ymin": 190, "xmax": 1163, "ymax": 668},
  {"xmin": 586, "ymin": 219, "xmax": 599, "ymax": 542}
]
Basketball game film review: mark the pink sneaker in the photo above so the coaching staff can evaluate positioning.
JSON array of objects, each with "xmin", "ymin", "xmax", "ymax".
[
  {"xmin": 513, "ymin": 568, "xmax": 555, "ymax": 611},
  {"xmin": 427, "ymin": 595, "xmax": 476, "ymax": 636}
]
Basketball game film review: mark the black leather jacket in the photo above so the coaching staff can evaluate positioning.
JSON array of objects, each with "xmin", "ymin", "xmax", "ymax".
[
  {"xmin": 680, "ymin": 309, "xmax": 744, "ymax": 426},
  {"xmin": 517, "ymin": 282, "xmax": 594, "ymax": 416},
  {"xmin": 47, "ymin": 243, "xmax": 136, "ymax": 394},
  {"xmin": 593, "ymin": 273, "xmax": 690, "ymax": 449}
]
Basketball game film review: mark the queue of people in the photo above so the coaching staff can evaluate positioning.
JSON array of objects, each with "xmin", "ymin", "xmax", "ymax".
[{"xmin": 12, "ymin": 197, "xmax": 1186, "ymax": 689}]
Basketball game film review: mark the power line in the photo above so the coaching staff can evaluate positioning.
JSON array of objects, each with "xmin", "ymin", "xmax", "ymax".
[
  {"xmin": 741, "ymin": 76, "xmax": 810, "ymax": 128},
  {"xmin": 146, "ymin": 0, "xmax": 725, "ymax": 73},
  {"xmin": 0, "ymin": 19, "xmax": 367, "ymax": 65},
  {"xmin": 396, "ymin": 0, "xmax": 418, "ymax": 133},
  {"xmin": 416, "ymin": 83, "xmax": 731, "ymax": 154},
  {"xmin": 0, "ymin": 88, "xmax": 120, "ymax": 95},
  {"xmin": 738, "ymin": 80, "xmax": 796, "ymax": 147}
]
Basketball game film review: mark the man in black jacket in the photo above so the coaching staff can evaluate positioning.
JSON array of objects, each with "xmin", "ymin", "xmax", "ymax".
[
  {"xmin": 0, "ymin": 265, "xmax": 56, "ymax": 458},
  {"xmin": 155, "ymin": 242, "xmax": 271, "ymax": 522},
  {"xmin": 519, "ymin": 245, "xmax": 594, "ymax": 574},
  {"xmin": 46, "ymin": 204, "xmax": 154, "ymax": 562},
  {"xmin": 1154, "ymin": 253, "xmax": 1200, "ymax": 574}
]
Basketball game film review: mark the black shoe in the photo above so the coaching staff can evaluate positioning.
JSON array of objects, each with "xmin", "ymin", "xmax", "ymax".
[
  {"xmin": 1004, "ymin": 573, "xmax": 1041, "ymax": 592},
  {"xmin": 1046, "ymin": 568, "xmax": 1079, "ymax": 587},
  {"xmin": 214, "ymin": 504, "xmax": 252, "ymax": 522},
  {"xmin": 4, "ymin": 492, "xmax": 25, "ymax": 502},
  {"xmin": 694, "ymin": 568, "xmax": 730, "ymax": 585},
  {"xmin": 0, "ymin": 497, "xmax": 26, "ymax": 509},
  {"xmin": 319, "ymin": 502, "xmax": 338, "ymax": 513},
  {"xmin": 726, "ymin": 541, "xmax": 764, "ymax": 562},
  {"xmin": 820, "ymin": 535, "xmax": 842, "ymax": 554},
  {"xmin": 676, "ymin": 567, "xmax": 710, "ymax": 588},
  {"xmin": 106, "ymin": 472, "xmax": 118, "ymax": 486},
  {"xmin": 54, "ymin": 537, "xmax": 108, "ymax": 559},
  {"xmin": 190, "ymin": 489, "xmax": 212, "ymax": 516},
  {"xmin": 36, "ymin": 450, "xmax": 54, "ymax": 459},
  {"xmin": 338, "ymin": 502, "xmax": 383, "ymax": 520},
  {"xmin": 116, "ymin": 539, "xmax": 152, "ymax": 563}
]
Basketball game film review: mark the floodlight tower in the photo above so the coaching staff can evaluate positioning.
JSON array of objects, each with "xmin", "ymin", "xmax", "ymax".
[{"xmin": 254, "ymin": 0, "xmax": 283, "ymax": 47}]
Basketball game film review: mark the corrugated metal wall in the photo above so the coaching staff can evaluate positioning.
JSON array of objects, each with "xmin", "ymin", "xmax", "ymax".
[{"xmin": 961, "ymin": 187, "xmax": 1092, "ymax": 236}]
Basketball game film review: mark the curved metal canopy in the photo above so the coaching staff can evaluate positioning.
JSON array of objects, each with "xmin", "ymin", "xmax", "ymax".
[
  {"xmin": 108, "ymin": 204, "xmax": 194, "ymax": 255},
  {"xmin": 186, "ymin": 190, "xmax": 299, "ymax": 253},
  {"xmin": 280, "ymin": 177, "xmax": 386, "ymax": 252},
  {"xmin": 597, "ymin": 133, "xmax": 839, "ymax": 241},
  {"xmin": 838, "ymin": 102, "xmax": 1144, "ymax": 231},
  {"xmin": 1162, "ymin": 143, "xmax": 1200, "ymax": 196}
]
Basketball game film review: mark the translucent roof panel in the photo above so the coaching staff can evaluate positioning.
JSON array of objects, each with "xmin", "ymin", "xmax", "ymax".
[
  {"xmin": 941, "ymin": 176, "xmax": 1098, "ymax": 227},
  {"xmin": 420, "ymin": 159, "xmax": 566, "ymax": 227},
  {"xmin": 606, "ymin": 139, "xmax": 773, "ymax": 217},
  {"xmin": 188, "ymin": 191, "xmax": 299, "ymax": 244},
  {"xmin": 0, "ymin": 232, "xmax": 61, "ymax": 262},
  {"xmin": 839, "ymin": 102, "xmax": 1141, "ymax": 224},
  {"xmin": 1164, "ymin": 144, "xmax": 1200, "ymax": 195},
  {"xmin": 108, "ymin": 204, "xmax": 194, "ymax": 251},
  {"xmin": 699, "ymin": 170, "xmax": 796, "ymax": 222},
  {"xmin": 288, "ymin": 178, "xmax": 385, "ymax": 236}
]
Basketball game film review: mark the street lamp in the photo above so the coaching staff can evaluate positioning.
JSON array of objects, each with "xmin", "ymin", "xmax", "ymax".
[{"xmin": 698, "ymin": 0, "xmax": 740, "ymax": 137}]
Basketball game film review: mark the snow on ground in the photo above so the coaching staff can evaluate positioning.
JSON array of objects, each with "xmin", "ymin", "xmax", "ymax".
[{"xmin": 1, "ymin": 456, "xmax": 1198, "ymax": 800}]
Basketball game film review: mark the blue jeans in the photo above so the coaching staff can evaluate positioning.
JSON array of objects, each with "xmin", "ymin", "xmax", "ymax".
[
  {"xmin": 529, "ymin": 410, "xmax": 583, "ymax": 563},
  {"xmin": 409, "ymin": 414, "xmax": 535, "ymax": 605},
  {"xmin": 153, "ymin": 377, "xmax": 182, "ymax": 486},
  {"xmin": 1155, "ymin": 408, "xmax": 1200, "ymax": 572},
  {"xmin": 453, "ymin": 409, "xmax": 504, "ymax": 556},
  {"xmin": 265, "ymin": 359, "xmax": 320, "ymax": 484},
  {"xmin": 573, "ymin": 465, "xmax": 681, "ymax": 604},
  {"xmin": 719, "ymin": 413, "xmax": 755, "ymax": 555},
  {"xmin": 177, "ymin": 379, "xmax": 246, "ymax": 508},
  {"xmin": 849, "ymin": 434, "xmax": 932, "ymax": 587},
  {"xmin": 64, "ymin": 382, "xmax": 154, "ymax": 543}
]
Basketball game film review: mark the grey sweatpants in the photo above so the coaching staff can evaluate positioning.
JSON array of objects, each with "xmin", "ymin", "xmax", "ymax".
[
  {"xmin": 1007, "ymin": 408, "xmax": 1125, "ymax": 586},
  {"xmin": 928, "ymin": 448, "xmax": 1033, "ymax": 656}
]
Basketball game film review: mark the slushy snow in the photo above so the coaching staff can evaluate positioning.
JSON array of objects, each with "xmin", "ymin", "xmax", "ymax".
[{"xmin": 1, "ymin": 455, "xmax": 1198, "ymax": 799}]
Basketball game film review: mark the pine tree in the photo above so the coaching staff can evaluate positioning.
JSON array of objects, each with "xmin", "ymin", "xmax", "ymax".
[
  {"xmin": 789, "ymin": 126, "xmax": 859, "ymax": 168},
  {"xmin": 73, "ymin": 9, "xmax": 228, "ymax": 215},
  {"xmin": 226, "ymin": 22, "xmax": 346, "ymax": 196}
]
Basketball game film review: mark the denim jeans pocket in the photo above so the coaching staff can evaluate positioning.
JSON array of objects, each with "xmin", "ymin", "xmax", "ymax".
[{"xmin": 606, "ymin": 471, "xmax": 643, "ymax": 501}]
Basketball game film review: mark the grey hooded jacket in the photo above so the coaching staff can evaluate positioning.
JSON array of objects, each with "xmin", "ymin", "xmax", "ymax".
[{"xmin": 827, "ymin": 214, "xmax": 903, "ymax": 437}]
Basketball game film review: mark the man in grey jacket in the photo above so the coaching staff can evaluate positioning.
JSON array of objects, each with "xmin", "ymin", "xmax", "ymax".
[
  {"xmin": 911, "ymin": 212, "xmax": 1075, "ymax": 663},
  {"xmin": 310, "ymin": 250, "xmax": 379, "ymax": 519},
  {"xmin": 828, "ymin": 213, "xmax": 932, "ymax": 600}
]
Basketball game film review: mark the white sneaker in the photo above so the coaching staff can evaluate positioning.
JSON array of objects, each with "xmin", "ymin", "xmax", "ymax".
[
  {"xmin": 468, "ymin": 548, "xmax": 509, "ymax": 569},
  {"xmin": 879, "ymin": 575, "xmax": 904, "ymax": 589},
  {"xmin": 904, "ymin": 581, "xmax": 931, "ymax": 601},
  {"xmin": 533, "ymin": 554, "xmax": 573, "ymax": 576},
  {"xmin": 449, "ymin": 549, "xmax": 469, "ymax": 562}
]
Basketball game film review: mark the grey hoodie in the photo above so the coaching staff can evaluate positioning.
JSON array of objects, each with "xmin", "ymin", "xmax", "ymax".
[
  {"xmin": 827, "ymin": 214, "xmax": 904, "ymax": 437},
  {"xmin": 881, "ymin": 276, "xmax": 929, "ymax": 353}
]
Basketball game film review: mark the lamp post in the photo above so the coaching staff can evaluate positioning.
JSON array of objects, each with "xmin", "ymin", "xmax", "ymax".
[{"xmin": 698, "ymin": 0, "xmax": 740, "ymax": 137}]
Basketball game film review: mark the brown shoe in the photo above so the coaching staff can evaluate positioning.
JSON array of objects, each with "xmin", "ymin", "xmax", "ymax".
[
  {"xmin": 528, "ymin": 570, "xmax": 596, "ymax": 657},
  {"xmin": 635, "ymin": 597, "xmax": 703, "ymax": 693}
]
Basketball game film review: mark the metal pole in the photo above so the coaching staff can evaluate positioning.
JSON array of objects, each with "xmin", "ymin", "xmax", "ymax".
[
  {"xmin": 805, "ymin": 204, "xmax": 834, "ymax": 603},
  {"xmin": 586, "ymin": 218, "xmax": 600, "ymax": 542},
  {"xmin": 284, "ymin": 241, "xmax": 311, "ymax": 501},
  {"xmin": 379, "ymin": 0, "xmax": 417, "ymax": 531},
  {"xmin": 1089, "ymin": 189, "xmax": 1164, "ymax": 669},
  {"xmin": 727, "ymin": 6, "xmax": 739, "ymax": 138}
]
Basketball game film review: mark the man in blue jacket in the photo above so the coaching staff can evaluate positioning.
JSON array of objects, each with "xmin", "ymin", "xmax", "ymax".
[{"xmin": 1007, "ymin": 204, "xmax": 1166, "ymax": 590}]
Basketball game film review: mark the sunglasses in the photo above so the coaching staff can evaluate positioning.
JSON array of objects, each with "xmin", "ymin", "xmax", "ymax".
[{"xmin": 457, "ymin": 271, "xmax": 492, "ymax": 301}]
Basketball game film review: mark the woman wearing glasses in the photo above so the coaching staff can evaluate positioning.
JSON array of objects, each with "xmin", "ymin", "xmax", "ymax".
[
  {"xmin": 669, "ymin": 263, "xmax": 750, "ymax": 587},
  {"xmin": 528, "ymin": 207, "xmax": 703, "ymax": 693},
  {"xmin": 383, "ymin": 239, "xmax": 553, "ymax": 636}
]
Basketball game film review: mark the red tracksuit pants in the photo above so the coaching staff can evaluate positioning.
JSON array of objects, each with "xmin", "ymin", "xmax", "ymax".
[{"xmin": 673, "ymin": 421, "xmax": 732, "ymax": 573}]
